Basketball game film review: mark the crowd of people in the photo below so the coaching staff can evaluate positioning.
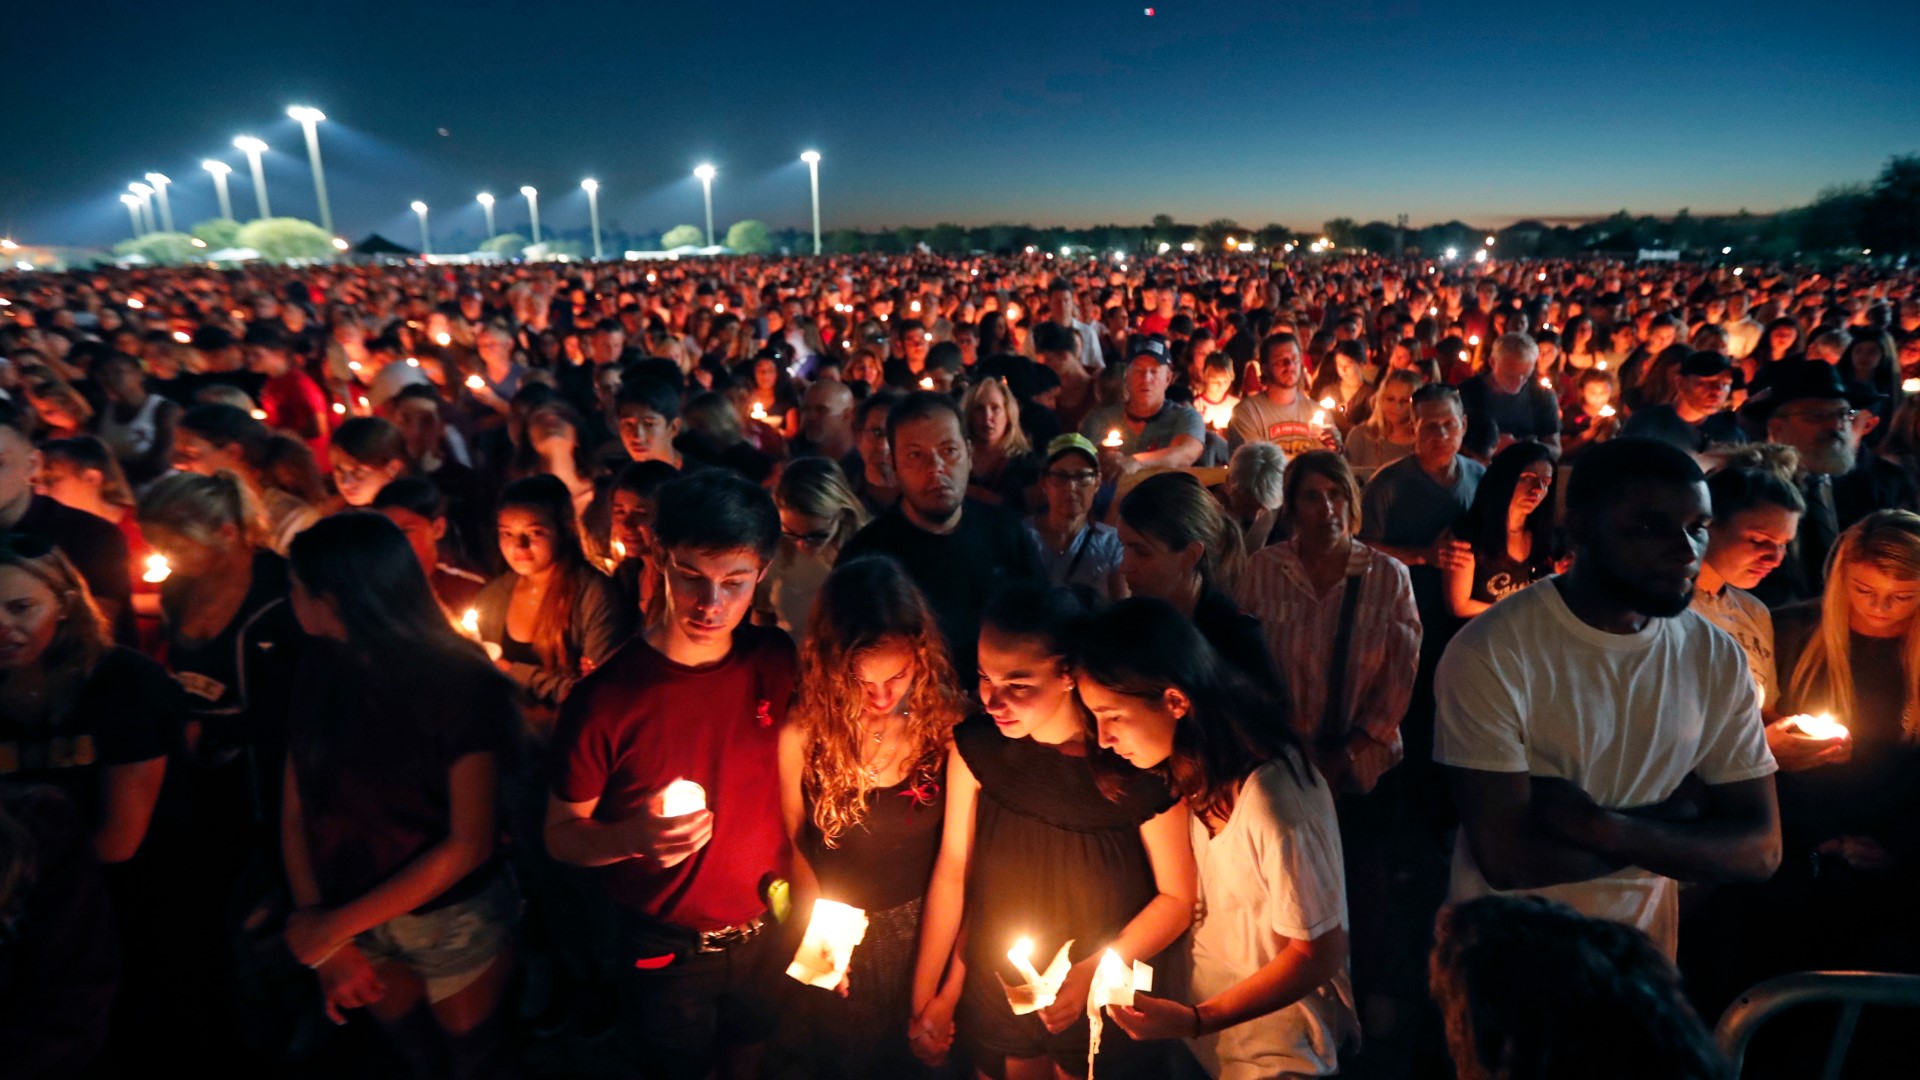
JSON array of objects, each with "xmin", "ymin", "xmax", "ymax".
[{"xmin": 2, "ymin": 248, "xmax": 1918, "ymax": 1079}]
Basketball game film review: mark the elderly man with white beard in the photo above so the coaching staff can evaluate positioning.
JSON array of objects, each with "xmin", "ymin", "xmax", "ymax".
[{"xmin": 1741, "ymin": 361, "xmax": 1884, "ymax": 607}]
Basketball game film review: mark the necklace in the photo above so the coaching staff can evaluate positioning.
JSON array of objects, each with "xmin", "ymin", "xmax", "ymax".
[{"xmin": 859, "ymin": 708, "xmax": 910, "ymax": 784}]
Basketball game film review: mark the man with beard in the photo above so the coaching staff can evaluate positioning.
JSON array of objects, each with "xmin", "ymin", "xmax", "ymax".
[
  {"xmin": 837, "ymin": 391, "xmax": 1042, "ymax": 676},
  {"xmin": 1741, "ymin": 361, "xmax": 1882, "ymax": 607},
  {"xmin": 1227, "ymin": 333, "xmax": 1330, "ymax": 457},
  {"xmin": 1435, "ymin": 438, "xmax": 1781, "ymax": 957}
]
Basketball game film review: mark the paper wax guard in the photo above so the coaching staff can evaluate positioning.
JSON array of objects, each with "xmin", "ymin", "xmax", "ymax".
[
  {"xmin": 1787, "ymin": 712, "xmax": 1848, "ymax": 741},
  {"xmin": 786, "ymin": 900, "xmax": 869, "ymax": 989},
  {"xmin": 1088, "ymin": 948, "xmax": 1153, "ymax": 1010},
  {"xmin": 659, "ymin": 779, "xmax": 707, "ymax": 817},
  {"xmin": 1002, "ymin": 937, "xmax": 1075, "ymax": 1015}
]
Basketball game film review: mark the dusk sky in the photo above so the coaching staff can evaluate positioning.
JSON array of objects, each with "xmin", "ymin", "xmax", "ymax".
[{"xmin": 7, "ymin": 0, "xmax": 1917, "ymax": 248}]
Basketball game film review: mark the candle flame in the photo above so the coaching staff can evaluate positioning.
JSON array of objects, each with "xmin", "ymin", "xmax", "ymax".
[
  {"xmin": 1319, "ymin": 396, "xmax": 1336, "ymax": 410},
  {"xmin": 460, "ymin": 608, "xmax": 479, "ymax": 634},
  {"xmin": 750, "ymin": 402, "xmax": 769, "ymax": 421},
  {"xmin": 1596, "ymin": 359, "xmax": 1609, "ymax": 371},
  {"xmin": 1540, "ymin": 376, "xmax": 1554, "ymax": 389},
  {"xmin": 141, "ymin": 554, "xmax": 172, "ymax": 583},
  {"xmin": 172, "ymin": 330, "xmax": 192, "ymax": 343},
  {"xmin": 1311, "ymin": 408, "xmax": 1328, "ymax": 427},
  {"xmin": 348, "ymin": 360, "xmax": 363, "ymax": 372},
  {"xmin": 1904, "ymin": 378, "xmax": 1920, "ymax": 394},
  {"xmin": 919, "ymin": 376, "xmax": 935, "ymax": 390},
  {"xmin": 1469, "ymin": 335, "xmax": 1481, "ymax": 346},
  {"xmin": 1102, "ymin": 429, "xmax": 1124, "ymax": 448},
  {"xmin": 1599, "ymin": 405, "xmax": 1616, "ymax": 418},
  {"xmin": 433, "ymin": 332, "xmax": 452, "ymax": 346},
  {"xmin": 1789, "ymin": 712, "xmax": 1849, "ymax": 741},
  {"xmin": 612, "ymin": 539, "xmax": 627, "ymax": 560},
  {"xmin": 466, "ymin": 374, "xmax": 486, "ymax": 391},
  {"xmin": 331, "ymin": 402, "xmax": 347, "ymax": 415}
]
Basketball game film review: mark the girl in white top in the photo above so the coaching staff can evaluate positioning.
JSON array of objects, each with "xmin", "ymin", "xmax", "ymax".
[{"xmin": 1074, "ymin": 598, "xmax": 1357, "ymax": 1079}]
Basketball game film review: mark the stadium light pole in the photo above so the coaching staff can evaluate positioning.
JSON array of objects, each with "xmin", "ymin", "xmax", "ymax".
[
  {"xmin": 581, "ymin": 179, "xmax": 603, "ymax": 261},
  {"xmin": 128, "ymin": 183, "xmax": 156, "ymax": 234},
  {"xmin": 411, "ymin": 201, "xmax": 431, "ymax": 257},
  {"xmin": 520, "ymin": 186, "xmax": 541, "ymax": 247},
  {"xmin": 800, "ymin": 151, "xmax": 821, "ymax": 256},
  {"xmin": 234, "ymin": 136, "xmax": 270, "ymax": 219},
  {"xmin": 120, "ymin": 194, "xmax": 145, "ymax": 238},
  {"xmin": 286, "ymin": 106, "xmax": 332, "ymax": 235},
  {"xmin": 477, "ymin": 193, "xmax": 496, "ymax": 240},
  {"xmin": 694, "ymin": 163, "xmax": 716, "ymax": 247},
  {"xmin": 202, "ymin": 160, "xmax": 234, "ymax": 220},
  {"xmin": 144, "ymin": 173, "xmax": 175, "ymax": 233}
]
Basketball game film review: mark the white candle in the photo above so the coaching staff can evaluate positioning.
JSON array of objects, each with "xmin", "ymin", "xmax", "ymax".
[
  {"xmin": 659, "ymin": 779, "xmax": 707, "ymax": 817},
  {"xmin": 1787, "ymin": 712, "xmax": 1848, "ymax": 741},
  {"xmin": 786, "ymin": 900, "xmax": 870, "ymax": 989},
  {"xmin": 142, "ymin": 554, "xmax": 172, "ymax": 583},
  {"xmin": 1102, "ymin": 429, "xmax": 1124, "ymax": 448}
]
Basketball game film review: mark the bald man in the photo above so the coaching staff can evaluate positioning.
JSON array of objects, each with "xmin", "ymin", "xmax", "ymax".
[{"xmin": 796, "ymin": 379, "xmax": 857, "ymax": 460}]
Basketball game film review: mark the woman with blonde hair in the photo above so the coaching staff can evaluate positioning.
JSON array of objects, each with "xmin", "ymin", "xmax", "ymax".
[
  {"xmin": 758, "ymin": 456, "xmax": 868, "ymax": 635},
  {"xmin": 1761, "ymin": 509, "xmax": 1920, "ymax": 969},
  {"xmin": 777, "ymin": 556, "xmax": 963, "ymax": 1076},
  {"xmin": 174, "ymin": 403, "xmax": 322, "ymax": 554},
  {"xmin": 1343, "ymin": 369, "xmax": 1421, "ymax": 479},
  {"xmin": 1118, "ymin": 471, "xmax": 1280, "ymax": 697},
  {"xmin": 962, "ymin": 375, "xmax": 1038, "ymax": 508}
]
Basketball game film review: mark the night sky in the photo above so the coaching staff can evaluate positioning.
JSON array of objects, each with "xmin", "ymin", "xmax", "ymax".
[{"xmin": 7, "ymin": 0, "xmax": 1918, "ymax": 248}]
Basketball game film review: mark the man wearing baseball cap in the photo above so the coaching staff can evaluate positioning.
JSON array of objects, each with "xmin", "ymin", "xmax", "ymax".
[
  {"xmin": 1076, "ymin": 335, "xmax": 1205, "ymax": 479},
  {"xmin": 1618, "ymin": 351, "xmax": 1745, "ymax": 454}
]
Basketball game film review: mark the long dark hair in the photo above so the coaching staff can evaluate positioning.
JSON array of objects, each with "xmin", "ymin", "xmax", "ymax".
[
  {"xmin": 287, "ymin": 512, "xmax": 513, "ymax": 809},
  {"xmin": 1072, "ymin": 597, "xmax": 1305, "ymax": 824},
  {"xmin": 498, "ymin": 474, "xmax": 593, "ymax": 670},
  {"xmin": 1461, "ymin": 441, "xmax": 1558, "ymax": 572}
]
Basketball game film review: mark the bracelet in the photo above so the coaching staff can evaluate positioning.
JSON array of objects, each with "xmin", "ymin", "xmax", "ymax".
[
  {"xmin": 304, "ymin": 938, "xmax": 347, "ymax": 970},
  {"xmin": 1189, "ymin": 1002, "xmax": 1205, "ymax": 1038}
]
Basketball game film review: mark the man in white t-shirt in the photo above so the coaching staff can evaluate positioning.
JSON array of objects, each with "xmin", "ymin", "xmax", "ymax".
[{"xmin": 1435, "ymin": 437, "xmax": 1781, "ymax": 957}]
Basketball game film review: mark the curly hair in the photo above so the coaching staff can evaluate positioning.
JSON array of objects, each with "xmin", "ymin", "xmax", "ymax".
[{"xmin": 794, "ymin": 557, "xmax": 962, "ymax": 846}]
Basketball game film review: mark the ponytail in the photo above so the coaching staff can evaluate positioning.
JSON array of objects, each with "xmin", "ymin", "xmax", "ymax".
[{"xmin": 1119, "ymin": 471, "xmax": 1246, "ymax": 591}]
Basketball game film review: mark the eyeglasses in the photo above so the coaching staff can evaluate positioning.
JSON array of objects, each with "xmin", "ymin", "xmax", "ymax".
[{"xmin": 1044, "ymin": 470, "xmax": 1099, "ymax": 488}]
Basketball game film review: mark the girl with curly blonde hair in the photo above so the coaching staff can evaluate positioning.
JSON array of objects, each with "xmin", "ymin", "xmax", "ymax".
[{"xmin": 777, "ymin": 555, "xmax": 963, "ymax": 1076}]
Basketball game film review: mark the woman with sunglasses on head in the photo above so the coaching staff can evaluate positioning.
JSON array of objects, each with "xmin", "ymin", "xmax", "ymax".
[
  {"xmin": 909, "ymin": 583, "xmax": 1196, "ymax": 1079},
  {"xmin": 280, "ymin": 512, "xmax": 522, "ymax": 1079},
  {"xmin": 1079, "ymin": 598, "xmax": 1355, "ymax": 1080},
  {"xmin": 758, "ymin": 456, "xmax": 868, "ymax": 636},
  {"xmin": 778, "ymin": 556, "xmax": 964, "ymax": 1076}
]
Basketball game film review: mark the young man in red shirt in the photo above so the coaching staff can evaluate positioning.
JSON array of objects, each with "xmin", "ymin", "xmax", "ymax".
[{"xmin": 545, "ymin": 468, "xmax": 795, "ymax": 1078}]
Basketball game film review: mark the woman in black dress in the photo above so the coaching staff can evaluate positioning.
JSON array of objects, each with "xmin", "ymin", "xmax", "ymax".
[
  {"xmin": 909, "ymin": 584, "xmax": 1196, "ymax": 1079},
  {"xmin": 778, "ymin": 556, "xmax": 964, "ymax": 1076}
]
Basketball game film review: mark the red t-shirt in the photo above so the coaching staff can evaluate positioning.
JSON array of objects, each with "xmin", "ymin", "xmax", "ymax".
[
  {"xmin": 261, "ymin": 369, "xmax": 331, "ymax": 460},
  {"xmin": 549, "ymin": 625, "xmax": 797, "ymax": 930}
]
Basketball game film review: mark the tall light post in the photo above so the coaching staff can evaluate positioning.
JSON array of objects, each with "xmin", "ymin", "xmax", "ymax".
[
  {"xmin": 202, "ymin": 160, "xmax": 234, "ymax": 220},
  {"xmin": 477, "ymin": 193, "xmax": 496, "ymax": 240},
  {"xmin": 120, "ymin": 194, "xmax": 145, "ymax": 238},
  {"xmin": 286, "ymin": 106, "xmax": 332, "ymax": 235},
  {"xmin": 581, "ymin": 178, "xmax": 603, "ymax": 261},
  {"xmin": 693, "ymin": 163, "xmax": 716, "ymax": 247},
  {"xmin": 800, "ymin": 150, "xmax": 822, "ymax": 256},
  {"xmin": 128, "ymin": 183, "xmax": 156, "ymax": 234},
  {"xmin": 411, "ymin": 201, "xmax": 431, "ymax": 257},
  {"xmin": 144, "ymin": 173, "xmax": 175, "ymax": 233},
  {"xmin": 233, "ymin": 136, "xmax": 270, "ymax": 219},
  {"xmin": 520, "ymin": 186, "xmax": 541, "ymax": 247}
]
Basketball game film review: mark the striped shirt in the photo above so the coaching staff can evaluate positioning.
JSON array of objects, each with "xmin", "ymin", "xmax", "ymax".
[{"xmin": 1235, "ymin": 539, "xmax": 1423, "ymax": 790}]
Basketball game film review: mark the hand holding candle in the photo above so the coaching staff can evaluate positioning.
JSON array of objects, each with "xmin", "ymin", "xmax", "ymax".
[
  {"xmin": 1766, "ymin": 712, "xmax": 1853, "ymax": 771},
  {"xmin": 786, "ymin": 900, "xmax": 869, "ymax": 990},
  {"xmin": 630, "ymin": 780, "xmax": 713, "ymax": 867},
  {"xmin": 1086, "ymin": 949, "xmax": 1154, "ymax": 1078},
  {"xmin": 658, "ymin": 779, "xmax": 707, "ymax": 817},
  {"xmin": 1787, "ymin": 712, "xmax": 1848, "ymax": 741}
]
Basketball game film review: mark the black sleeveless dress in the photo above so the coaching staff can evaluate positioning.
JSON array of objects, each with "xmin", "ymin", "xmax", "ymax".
[{"xmin": 952, "ymin": 715, "xmax": 1175, "ymax": 1074}]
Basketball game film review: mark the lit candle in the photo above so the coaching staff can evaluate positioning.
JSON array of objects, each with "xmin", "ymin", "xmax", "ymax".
[
  {"xmin": 919, "ymin": 376, "xmax": 935, "ymax": 390},
  {"xmin": 348, "ymin": 360, "xmax": 363, "ymax": 372},
  {"xmin": 1003, "ymin": 937, "xmax": 1075, "ymax": 1015},
  {"xmin": 1596, "ymin": 360, "xmax": 1609, "ymax": 371},
  {"xmin": 142, "ymin": 554, "xmax": 172, "ymax": 583},
  {"xmin": 250, "ymin": 409, "xmax": 268, "ymax": 421},
  {"xmin": 331, "ymin": 402, "xmax": 347, "ymax": 415},
  {"xmin": 1102, "ymin": 429, "xmax": 1124, "ymax": 448},
  {"xmin": 1469, "ymin": 335, "xmax": 1481, "ymax": 346},
  {"xmin": 1787, "ymin": 712, "xmax": 1849, "ymax": 741},
  {"xmin": 460, "ymin": 608, "xmax": 480, "ymax": 636},
  {"xmin": 612, "ymin": 539, "xmax": 627, "ymax": 561},
  {"xmin": 406, "ymin": 356, "xmax": 420, "ymax": 367},
  {"xmin": 750, "ymin": 402, "xmax": 769, "ymax": 422},
  {"xmin": 659, "ymin": 779, "xmax": 707, "ymax": 817},
  {"xmin": 1319, "ymin": 395, "xmax": 1337, "ymax": 411},
  {"xmin": 1539, "ymin": 376, "xmax": 1554, "ymax": 389},
  {"xmin": 466, "ymin": 374, "xmax": 487, "ymax": 391},
  {"xmin": 1087, "ymin": 949, "xmax": 1155, "ymax": 1079},
  {"xmin": 1311, "ymin": 408, "xmax": 1328, "ymax": 427},
  {"xmin": 434, "ymin": 331, "xmax": 452, "ymax": 346},
  {"xmin": 126, "ymin": 297, "xmax": 144, "ymax": 310},
  {"xmin": 1599, "ymin": 405, "xmax": 1617, "ymax": 418},
  {"xmin": 172, "ymin": 330, "xmax": 192, "ymax": 344},
  {"xmin": 786, "ymin": 900, "xmax": 870, "ymax": 989},
  {"xmin": 1904, "ymin": 378, "xmax": 1920, "ymax": 394}
]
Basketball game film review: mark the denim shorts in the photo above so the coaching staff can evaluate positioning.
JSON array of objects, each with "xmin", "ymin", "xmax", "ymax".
[{"xmin": 356, "ymin": 872, "xmax": 521, "ymax": 1003}]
